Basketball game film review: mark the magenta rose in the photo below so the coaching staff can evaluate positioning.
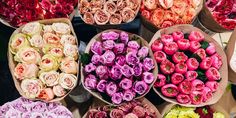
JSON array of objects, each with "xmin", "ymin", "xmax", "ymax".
[
  {"xmin": 109, "ymin": 109, "xmax": 124, "ymax": 118},
  {"xmin": 84, "ymin": 63, "xmax": 96, "ymax": 73},
  {"xmin": 91, "ymin": 54, "xmax": 101, "ymax": 65},
  {"xmin": 84, "ymin": 74, "xmax": 97, "ymax": 90},
  {"xmin": 110, "ymin": 65, "xmax": 122, "ymax": 80},
  {"xmin": 119, "ymin": 78, "xmax": 133, "ymax": 90},
  {"xmin": 138, "ymin": 46, "xmax": 149, "ymax": 58},
  {"xmin": 111, "ymin": 92, "xmax": 123, "ymax": 104},
  {"xmin": 126, "ymin": 52, "xmax": 140, "ymax": 66},
  {"xmin": 114, "ymin": 43, "xmax": 125, "ymax": 54},
  {"xmin": 120, "ymin": 31, "xmax": 129, "ymax": 44},
  {"xmin": 128, "ymin": 41, "xmax": 140, "ymax": 50},
  {"xmin": 143, "ymin": 58, "xmax": 155, "ymax": 72},
  {"xmin": 123, "ymin": 90, "xmax": 135, "ymax": 101},
  {"xmin": 97, "ymin": 80, "xmax": 107, "ymax": 93},
  {"xmin": 96, "ymin": 65, "xmax": 108, "ymax": 79},
  {"xmin": 106, "ymin": 82, "xmax": 118, "ymax": 96},
  {"xmin": 142, "ymin": 72, "xmax": 154, "ymax": 84},
  {"xmin": 121, "ymin": 64, "xmax": 134, "ymax": 78},
  {"xmin": 101, "ymin": 50, "xmax": 115, "ymax": 65},
  {"xmin": 132, "ymin": 106, "xmax": 146, "ymax": 117},
  {"xmin": 133, "ymin": 81, "xmax": 148, "ymax": 95},
  {"xmin": 116, "ymin": 55, "xmax": 126, "ymax": 66},
  {"xmin": 91, "ymin": 41, "xmax": 103, "ymax": 55},
  {"xmin": 101, "ymin": 31, "xmax": 119, "ymax": 40},
  {"xmin": 103, "ymin": 40, "xmax": 115, "ymax": 50},
  {"xmin": 133, "ymin": 63, "xmax": 143, "ymax": 76}
]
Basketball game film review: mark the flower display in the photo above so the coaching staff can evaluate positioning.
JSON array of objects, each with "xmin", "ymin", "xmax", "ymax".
[
  {"xmin": 0, "ymin": 0, "xmax": 78, "ymax": 27},
  {"xmin": 82, "ymin": 30, "xmax": 156, "ymax": 105},
  {"xmin": 79, "ymin": 0, "xmax": 141, "ymax": 25},
  {"xmin": 0, "ymin": 97, "xmax": 73, "ymax": 118},
  {"xmin": 140, "ymin": 0, "xmax": 202, "ymax": 28},
  {"xmin": 9, "ymin": 21, "xmax": 78, "ymax": 101},
  {"xmin": 152, "ymin": 30, "xmax": 223, "ymax": 105}
]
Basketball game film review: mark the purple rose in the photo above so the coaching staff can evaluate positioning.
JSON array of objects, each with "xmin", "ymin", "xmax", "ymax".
[
  {"xmin": 121, "ymin": 64, "xmax": 134, "ymax": 78},
  {"xmin": 116, "ymin": 55, "xmax": 126, "ymax": 66},
  {"xmin": 110, "ymin": 109, "xmax": 124, "ymax": 118},
  {"xmin": 133, "ymin": 63, "xmax": 143, "ymax": 76},
  {"xmin": 84, "ymin": 74, "xmax": 97, "ymax": 90},
  {"xmin": 111, "ymin": 92, "xmax": 123, "ymax": 104},
  {"xmin": 30, "ymin": 112, "xmax": 44, "ymax": 118},
  {"xmin": 110, "ymin": 65, "xmax": 122, "ymax": 80},
  {"xmin": 123, "ymin": 90, "xmax": 135, "ymax": 101},
  {"xmin": 22, "ymin": 112, "xmax": 31, "ymax": 118},
  {"xmin": 20, "ymin": 97, "xmax": 33, "ymax": 104},
  {"xmin": 126, "ymin": 52, "xmax": 140, "ymax": 66},
  {"xmin": 106, "ymin": 82, "xmax": 118, "ymax": 96},
  {"xmin": 127, "ymin": 47, "xmax": 138, "ymax": 54},
  {"xmin": 103, "ymin": 40, "xmax": 115, "ymax": 50},
  {"xmin": 101, "ymin": 50, "xmax": 115, "ymax": 65},
  {"xmin": 10, "ymin": 101, "xmax": 27, "ymax": 112},
  {"xmin": 51, "ymin": 106, "xmax": 73, "ymax": 117},
  {"xmin": 128, "ymin": 41, "xmax": 140, "ymax": 50},
  {"xmin": 96, "ymin": 65, "xmax": 108, "ymax": 79},
  {"xmin": 91, "ymin": 54, "xmax": 101, "ymax": 65},
  {"xmin": 31, "ymin": 101, "xmax": 47, "ymax": 112},
  {"xmin": 138, "ymin": 46, "xmax": 149, "ymax": 58},
  {"xmin": 0, "ymin": 104, "xmax": 10, "ymax": 114},
  {"xmin": 101, "ymin": 31, "xmax": 119, "ymax": 40},
  {"xmin": 142, "ymin": 72, "xmax": 154, "ymax": 84},
  {"xmin": 5, "ymin": 109, "xmax": 21, "ymax": 118},
  {"xmin": 143, "ymin": 58, "xmax": 155, "ymax": 72},
  {"xmin": 91, "ymin": 41, "xmax": 103, "ymax": 55},
  {"xmin": 97, "ymin": 80, "xmax": 107, "ymax": 92},
  {"xmin": 120, "ymin": 32, "xmax": 129, "ymax": 44},
  {"xmin": 133, "ymin": 81, "xmax": 148, "ymax": 95},
  {"xmin": 114, "ymin": 43, "xmax": 125, "ymax": 54},
  {"xmin": 84, "ymin": 63, "xmax": 96, "ymax": 73},
  {"xmin": 44, "ymin": 112, "xmax": 58, "ymax": 118},
  {"xmin": 47, "ymin": 102, "xmax": 60, "ymax": 111},
  {"xmin": 119, "ymin": 78, "xmax": 133, "ymax": 90}
]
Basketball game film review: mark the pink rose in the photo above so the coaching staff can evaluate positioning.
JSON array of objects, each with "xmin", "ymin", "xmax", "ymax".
[
  {"xmin": 143, "ymin": 58, "xmax": 155, "ymax": 72},
  {"xmin": 91, "ymin": 54, "xmax": 101, "ymax": 65},
  {"xmin": 103, "ymin": 40, "xmax": 115, "ymax": 50},
  {"xmin": 111, "ymin": 92, "xmax": 123, "ymax": 104},
  {"xmin": 53, "ymin": 85, "xmax": 66, "ymax": 97},
  {"xmin": 97, "ymin": 80, "xmax": 107, "ymax": 93},
  {"xmin": 121, "ymin": 64, "xmax": 134, "ymax": 78},
  {"xmin": 128, "ymin": 41, "xmax": 140, "ymax": 50},
  {"xmin": 106, "ymin": 82, "xmax": 118, "ymax": 96},
  {"xmin": 205, "ymin": 81, "xmax": 219, "ymax": 92},
  {"xmin": 109, "ymin": 109, "xmax": 124, "ymax": 118},
  {"xmin": 119, "ymin": 78, "xmax": 133, "ymax": 90},
  {"xmin": 123, "ymin": 90, "xmax": 135, "ymax": 101},
  {"xmin": 116, "ymin": 55, "xmax": 126, "ymax": 66},
  {"xmin": 96, "ymin": 66, "xmax": 108, "ymax": 79},
  {"xmin": 205, "ymin": 67, "xmax": 221, "ymax": 81},
  {"xmin": 114, "ymin": 43, "xmax": 125, "ymax": 54},
  {"xmin": 94, "ymin": 111, "xmax": 107, "ymax": 118},
  {"xmin": 126, "ymin": 52, "xmax": 140, "ymax": 66},
  {"xmin": 14, "ymin": 63, "xmax": 38, "ymax": 80},
  {"xmin": 202, "ymin": 87, "xmax": 213, "ymax": 102},
  {"xmin": 101, "ymin": 50, "xmax": 115, "ymax": 65},
  {"xmin": 110, "ymin": 65, "xmax": 122, "ymax": 80},
  {"xmin": 142, "ymin": 72, "xmax": 154, "ymax": 84},
  {"xmin": 91, "ymin": 41, "xmax": 103, "ymax": 55},
  {"xmin": 191, "ymin": 79, "xmax": 205, "ymax": 91},
  {"xmin": 138, "ymin": 46, "xmax": 149, "ymax": 58},
  {"xmin": 133, "ymin": 63, "xmax": 143, "ymax": 76},
  {"xmin": 84, "ymin": 74, "xmax": 97, "ymax": 90},
  {"xmin": 101, "ymin": 31, "xmax": 119, "ymax": 40},
  {"xmin": 85, "ymin": 63, "xmax": 96, "ymax": 73},
  {"xmin": 206, "ymin": 43, "xmax": 216, "ymax": 55},
  {"xmin": 120, "ymin": 31, "xmax": 129, "ymax": 44},
  {"xmin": 211, "ymin": 53, "xmax": 223, "ymax": 70},
  {"xmin": 133, "ymin": 81, "xmax": 148, "ymax": 95},
  {"xmin": 154, "ymin": 74, "xmax": 166, "ymax": 87},
  {"xmin": 132, "ymin": 106, "xmax": 145, "ymax": 117},
  {"xmin": 124, "ymin": 113, "xmax": 138, "ymax": 118}
]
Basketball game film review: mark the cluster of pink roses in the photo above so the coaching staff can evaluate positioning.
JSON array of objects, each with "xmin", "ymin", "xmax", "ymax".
[
  {"xmin": 86, "ymin": 100, "xmax": 156, "ymax": 118},
  {"xmin": 151, "ymin": 30, "xmax": 223, "ymax": 105},
  {"xmin": 83, "ymin": 31, "xmax": 155, "ymax": 104}
]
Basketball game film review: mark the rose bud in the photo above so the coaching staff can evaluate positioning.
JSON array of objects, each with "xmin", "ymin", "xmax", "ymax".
[
  {"xmin": 84, "ymin": 74, "xmax": 97, "ymax": 90},
  {"xmin": 185, "ymin": 71, "xmax": 198, "ymax": 81},
  {"xmin": 110, "ymin": 65, "xmax": 122, "ymax": 80},
  {"xmin": 106, "ymin": 82, "xmax": 118, "ymax": 96},
  {"xmin": 179, "ymin": 80, "xmax": 193, "ymax": 94},
  {"xmin": 101, "ymin": 31, "xmax": 119, "ymax": 40},
  {"xmin": 142, "ymin": 72, "xmax": 154, "ymax": 84},
  {"xmin": 128, "ymin": 41, "xmax": 140, "ymax": 50},
  {"xmin": 96, "ymin": 66, "xmax": 108, "ymax": 79},
  {"xmin": 177, "ymin": 94, "xmax": 191, "ymax": 104},
  {"xmin": 154, "ymin": 51, "xmax": 167, "ymax": 63},
  {"xmin": 111, "ymin": 92, "xmax": 123, "ymax": 104},
  {"xmin": 205, "ymin": 81, "xmax": 219, "ymax": 92},
  {"xmin": 206, "ymin": 43, "xmax": 216, "ymax": 55},
  {"xmin": 200, "ymin": 57, "xmax": 213, "ymax": 70},
  {"xmin": 160, "ymin": 34, "xmax": 174, "ymax": 45},
  {"xmin": 206, "ymin": 67, "xmax": 221, "ymax": 81},
  {"xmin": 126, "ymin": 52, "xmax": 140, "ymax": 66},
  {"xmin": 186, "ymin": 58, "xmax": 199, "ymax": 71},
  {"xmin": 132, "ymin": 106, "xmax": 145, "ymax": 117},
  {"xmin": 188, "ymin": 31, "xmax": 204, "ymax": 42},
  {"xmin": 194, "ymin": 48, "xmax": 207, "ymax": 60},
  {"xmin": 133, "ymin": 81, "xmax": 148, "ymax": 95},
  {"xmin": 154, "ymin": 74, "xmax": 166, "ymax": 87},
  {"xmin": 171, "ymin": 73, "xmax": 184, "ymax": 85},
  {"xmin": 202, "ymin": 87, "xmax": 213, "ymax": 102},
  {"xmin": 161, "ymin": 84, "xmax": 179, "ymax": 97},
  {"xmin": 123, "ymin": 90, "xmax": 135, "ymax": 101},
  {"xmin": 103, "ymin": 40, "xmax": 115, "ymax": 50},
  {"xmin": 138, "ymin": 46, "xmax": 149, "ymax": 58},
  {"xmin": 120, "ymin": 31, "xmax": 129, "ymax": 44},
  {"xmin": 175, "ymin": 62, "xmax": 188, "ymax": 74},
  {"xmin": 116, "ymin": 55, "xmax": 126, "ymax": 66},
  {"xmin": 97, "ymin": 80, "xmax": 107, "ymax": 93},
  {"xmin": 191, "ymin": 79, "xmax": 205, "ymax": 91},
  {"xmin": 151, "ymin": 39, "xmax": 163, "ymax": 51},
  {"xmin": 110, "ymin": 109, "xmax": 124, "ymax": 118},
  {"xmin": 119, "ymin": 78, "xmax": 133, "ymax": 90},
  {"xmin": 91, "ymin": 54, "xmax": 101, "ymax": 65},
  {"xmin": 172, "ymin": 52, "xmax": 188, "ymax": 63},
  {"xmin": 189, "ymin": 41, "xmax": 201, "ymax": 52},
  {"xmin": 91, "ymin": 41, "xmax": 103, "ymax": 55},
  {"xmin": 114, "ymin": 43, "xmax": 125, "ymax": 54},
  {"xmin": 84, "ymin": 63, "xmax": 96, "ymax": 73},
  {"xmin": 211, "ymin": 53, "xmax": 223, "ymax": 69},
  {"xmin": 143, "ymin": 58, "xmax": 155, "ymax": 72},
  {"xmin": 177, "ymin": 39, "xmax": 190, "ymax": 50},
  {"xmin": 121, "ymin": 64, "xmax": 134, "ymax": 78},
  {"xmin": 101, "ymin": 50, "xmax": 115, "ymax": 65},
  {"xmin": 38, "ymin": 88, "xmax": 55, "ymax": 101},
  {"xmin": 133, "ymin": 63, "xmax": 143, "ymax": 76},
  {"xmin": 172, "ymin": 31, "xmax": 184, "ymax": 42},
  {"xmin": 163, "ymin": 42, "xmax": 178, "ymax": 55},
  {"xmin": 160, "ymin": 60, "xmax": 175, "ymax": 74},
  {"xmin": 190, "ymin": 91, "xmax": 203, "ymax": 105},
  {"xmin": 124, "ymin": 113, "xmax": 138, "ymax": 118}
]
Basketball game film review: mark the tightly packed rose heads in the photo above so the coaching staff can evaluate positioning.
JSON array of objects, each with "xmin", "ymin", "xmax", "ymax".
[
  {"xmin": 9, "ymin": 20, "xmax": 78, "ymax": 101},
  {"xmin": 152, "ymin": 30, "xmax": 223, "ymax": 105},
  {"xmin": 0, "ymin": 0, "xmax": 77, "ymax": 27},
  {"xmin": 206, "ymin": 0, "xmax": 236, "ymax": 30},
  {"xmin": 79, "ymin": 0, "xmax": 141, "ymax": 25},
  {"xmin": 0, "ymin": 97, "xmax": 73, "ymax": 118},
  {"xmin": 82, "ymin": 30, "xmax": 157, "ymax": 105},
  {"xmin": 140, "ymin": 0, "xmax": 201, "ymax": 28}
]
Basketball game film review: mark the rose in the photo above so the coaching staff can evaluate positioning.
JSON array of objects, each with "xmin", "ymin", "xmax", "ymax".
[
  {"xmin": 126, "ymin": 52, "xmax": 139, "ymax": 66},
  {"xmin": 120, "ymin": 31, "xmax": 129, "ymax": 44},
  {"xmin": 189, "ymin": 41, "xmax": 201, "ymax": 52},
  {"xmin": 43, "ymin": 25, "xmax": 53, "ymax": 33},
  {"xmin": 51, "ymin": 22, "xmax": 71, "ymax": 35},
  {"xmin": 190, "ymin": 91, "xmax": 203, "ymax": 105},
  {"xmin": 59, "ymin": 73, "xmax": 77, "ymax": 89},
  {"xmin": 14, "ymin": 63, "xmax": 38, "ymax": 80},
  {"xmin": 121, "ymin": 64, "xmax": 134, "ymax": 78},
  {"xmin": 21, "ymin": 79, "xmax": 42, "ymax": 98},
  {"xmin": 172, "ymin": 52, "xmax": 188, "ymax": 63},
  {"xmin": 116, "ymin": 55, "xmax": 126, "ymax": 66},
  {"xmin": 10, "ymin": 100, "xmax": 27, "ymax": 112},
  {"xmin": 111, "ymin": 92, "xmax": 123, "ymax": 104},
  {"xmin": 84, "ymin": 63, "xmax": 96, "ymax": 73},
  {"xmin": 60, "ymin": 57, "xmax": 78, "ymax": 74},
  {"xmin": 132, "ymin": 106, "xmax": 146, "ymax": 117},
  {"xmin": 39, "ymin": 71, "xmax": 59, "ymax": 86},
  {"xmin": 118, "ymin": 103, "xmax": 133, "ymax": 113},
  {"xmin": 177, "ymin": 39, "xmax": 190, "ymax": 50},
  {"xmin": 110, "ymin": 109, "xmax": 124, "ymax": 118},
  {"xmin": 176, "ymin": 94, "xmax": 190, "ymax": 104},
  {"xmin": 142, "ymin": 72, "xmax": 154, "ymax": 84},
  {"xmin": 101, "ymin": 31, "xmax": 119, "ymax": 40},
  {"xmin": 39, "ymin": 54, "xmax": 59, "ymax": 71},
  {"xmin": 154, "ymin": 74, "xmax": 166, "ymax": 87},
  {"xmin": 160, "ymin": 60, "xmax": 175, "ymax": 74},
  {"xmin": 94, "ymin": 111, "xmax": 107, "ymax": 118},
  {"xmin": 185, "ymin": 71, "xmax": 198, "ymax": 81},
  {"xmin": 97, "ymin": 80, "xmax": 107, "ymax": 92},
  {"xmin": 91, "ymin": 41, "xmax": 103, "ymax": 55},
  {"xmin": 151, "ymin": 39, "xmax": 163, "ymax": 52},
  {"xmin": 188, "ymin": 31, "xmax": 204, "ymax": 42},
  {"xmin": 200, "ymin": 57, "xmax": 213, "ymax": 70},
  {"xmin": 103, "ymin": 40, "xmax": 115, "ymax": 50},
  {"xmin": 202, "ymin": 87, "xmax": 213, "ymax": 102},
  {"xmin": 60, "ymin": 34, "xmax": 76, "ymax": 45},
  {"xmin": 53, "ymin": 85, "xmax": 66, "ymax": 97},
  {"xmin": 124, "ymin": 113, "xmax": 138, "ymax": 118},
  {"xmin": 133, "ymin": 63, "xmax": 143, "ymax": 76},
  {"xmin": 29, "ymin": 34, "xmax": 44, "ymax": 48},
  {"xmin": 133, "ymin": 81, "xmax": 148, "ymax": 95},
  {"xmin": 63, "ymin": 44, "xmax": 78, "ymax": 60},
  {"xmin": 211, "ymin": 53, "xmax": 223, "ymax": 70},
  {"xmin": 114, "ymin": 43, "xmax": 125, "ymax": 54},
  {"xmin": 4, "ymin": 109, "xmax": 21, "ymax": 118},
  {"xmin": 163, "ymin": 42, "xmax": 178, "ymax": 55},
  {"xmin": 101, "ymin": 50, "xmax": 115, "ymax": 65},
  {"xmin": 191, "ymin": 79, "xmax": 205, "ymax": 91},
  {"xmin": 161, "ymin": 84, "xmax": 179, "ymax": 97},
  {"xmin": 84, "ymin": 74, "xmax": 97, "ymax": 90},
  {"xmin": 205, "ymin": 67, "xmax": 221, "ymax": 81},
  {"xmin": 138, "ymin": 46, "xmax": 149, "ymax": 58},
  {"xmin": 38, "ymin": 88, "xmax": 55, "ymax": 101},
  {"xmin": 15, "ymin": 47, "xmax": 41, "ymax": 64},
  {"xmin": 96, "ymin": 65, "xmax": 108, "ymax": 79},
  {"xmin": 206, "ymin": 43, "xmax": 216, "ymax": 55},
  {"xmin": 51, "ymin": 106, "xmax": 73, "ymax": 117},
  {"xmin": 43, "ymin": 33, "xmax": 61, "ymax": 45},
  {"xmin": 123, "ymin": 90, "xmax": 135, "ymax": 101},
  {"xmin": 172, "ymin": 31, "xmax": 184, "ymax": 41},
  {"xmin": 171, "ymin": 73, "xmax": 184, "ymax": 85},
  {"xmin": 143, "ymin": 58, "xmax": 155, "ymax": 72},
  {"xmin": 49, "ymin": 47, "xmax": 64, "ymax": 58},
  {"xmin": 175, "ymin": 62, "xmax": 188, "ymax": 74},
  {"xmin": 128, "ymin": 41, "xmax": 140, "ymax": 50},
  {"xmin": 31, "ymin": 101, "xmax": 47, "ymax": 112},
  {"xmin": 161, "ymin": 34, "xmax": 174, "ymax": 45},
  {"xmin": 106, "ymin": 82, "xmax": 118, "ymax": 96},
  {"xmin": 154, "ymin": 51, "xmax": 166, "ymax": 63},
  {"xmin": 91, "ymin": 54, "xmax": 101, "ymax": 65},
  {"xmin": 110, "ymin": 65, "xmax": 122, "ymax": 80},
  {"xmin": 194, "ymin": 48, "xmax": 207, "ymax": 60},
  {"xmin": 119, "ymin": 78, "xmax": 133, "ymax": 90},
  {"xmin": 205, "ymin": 81, "xmax": 219, "ymax": 92},
  {"xmin": 186, "ymin": 58, "xmax": 199, "ymax": 71},
  {"xmin": 9, "ymin": 33, "xmax": 29, "ymax": 54},
  {"xmin": 22, "ymin": 22, "xmax": 42, "ymax": 36}
]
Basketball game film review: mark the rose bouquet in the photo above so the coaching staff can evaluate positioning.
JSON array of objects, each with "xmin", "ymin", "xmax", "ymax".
[
  {"xmin": 0, "ymin": 97, "xmax": 73, "ymax": 118},
  {"xmin": 140, "ymin": 0, "xmax": 202, "ymax": 30},
  {"xmin": 83, "ymin": 98, "xmax": 161, "ymax": 118},
  {"xmin": 8, "ymin": 18, "xmax": 79, "ymax": 102},
  {"xmin": 150, "ymin": 25, "xmax": 227, "ymax": 107},
  {"xmin": 78, "ymin": 0, "xmax": 141, "ymax": 25},
  {"xmin": 0, "ymin": 0, "xmax": 78, "ymax": 28},
  {"xmin": 81, "ymin": 30, "xmax": 158, "ymax": 105}
]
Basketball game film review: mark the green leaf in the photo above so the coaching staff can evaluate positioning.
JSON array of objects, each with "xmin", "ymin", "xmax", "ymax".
[
  {"xmin": 131, "ymin": 35, "xmax": 141, "ymax": 45},
  {"xmin": 184, "ymin": 33, "xmax": 190, "ymax": 39},
  {"xmin": 196, "ymin": 69, "xmax": 208, "ymax": 83},
  {"xmin": 166, "ymin": 75, "xmax": 171, "ymax": 83},
  {"xmin": 192, "ymin": 53, "xmax": 202, "ymax": 62},
  {"xmin": 226, "ymin": 83, "xmax": 232, "ymax": 91},
  {"xmin": 80, "ymin": 53, "xmax": 91, "ymax": 65},
  {"xmin": 200, "ymin": 41, "xmax": 209, "ymax": 49},
  {"xmin": 196, "ymin": 70, "xmax": 204, "ymax": 76}
]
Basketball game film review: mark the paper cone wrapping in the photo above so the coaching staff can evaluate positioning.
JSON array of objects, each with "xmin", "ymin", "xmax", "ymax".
[
  {"xmin": 8, "ymin": 18, "xmax": 79, "ymax": 102},
  {"xmin": 82, "ymin": 98, "xmax": 162, "ymax": 118},
  {"xmin": 150, "ymin": 24, "xmax": 228, "ymax": 107},
  {"xmin": 81, "ymin": 29, "xmax": 158, "ymax": 105}
]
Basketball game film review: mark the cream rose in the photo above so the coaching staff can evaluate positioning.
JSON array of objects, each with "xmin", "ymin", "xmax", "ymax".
[
  {"xmin": 60, "ymin": 57, "xmax": 78, "ymax": 74},
  {"xmin": 39, "ymin": 54, "xmax": 59, "ymax": 71},
  {"xmin": 63, "ymin": 44, "xmax": 78, "ymax": 60},
  {"xmin": 59, "ymin": 73, "xmax": 77, "ymax": 89},
  {"xmin": 53, "ymin": 85, "xmax": 66, "ymax": 97},
  {"xmin": 21, "ymin": 78, "xmax": 42, "ymax": 98},
  {"xmin": 38, "ymin": 88, "xmax": 55, "ymax": 101},
  {"xmin": 22, "ymin": 22, "xmax": 42, "ymax": 36},
  {"xmin": 52, "ymin": 23, "xmax": 71, "ymax": 35},
  {"xmin": 15, "ymin": 47, "xmax": 41, "ymax": 64},
  {"xmin": 9, "ymin": 33, "xmax": 29, "ymax": 54},
  {"xmin": 39, "ymin": 71, "xmax": 59, "ymax": 86},
  {"xmin": 43, "ymin": 25, "xmax": 54, "ymax": 33},
  {"xmin": 48, "ymin": 47, "xmax": 64, "ymax": 58},
  {"xmin": 43, "ymin": 33, "xmax": 61, "ymax": 46},
  {"xmin": 29, "ymin": 34, "xmax": 44, "ymax": 48},
  {"xmin": 14, "ymin": 63, "xmax": 39, "ymax": 80},
  {"xmin": 60, "ymin": 34, "xmax": 76, "ymax": 45}
]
